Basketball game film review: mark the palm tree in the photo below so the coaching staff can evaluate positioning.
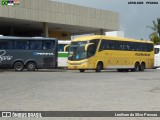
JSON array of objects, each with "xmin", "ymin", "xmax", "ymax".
[{"xmin": 147, "ymin": 18, "xmax": 160, "ymax": 44}]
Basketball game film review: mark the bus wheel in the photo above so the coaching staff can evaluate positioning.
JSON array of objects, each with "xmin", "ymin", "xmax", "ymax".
[
  {"xmin": 14, "ymin": 62, "xmax": 24, "ymax": 71},
  {"xmin": 139, "ymin": 63, "xmax": 145, "ymax": 71},
  {"xmin": 79, "ymin": 69, "xmax": 85, "ymax": 72},
  {"xmin": 26, "ymin": 62, "xmax": 36, "ymax": 71},
  {"xmin": 95, "ymin": 62, "xmax": 102, "ymax": 72},
  {"xmin": 132, "ymin": 62, "xmax": 140, "ymax": 72}
]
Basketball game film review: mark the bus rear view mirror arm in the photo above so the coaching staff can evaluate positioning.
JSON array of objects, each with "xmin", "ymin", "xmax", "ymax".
[
  {"xmin": 85, "ymin": 43, "xmax": 94, "ymax": 51},
  {"xmin": 64, "ymin": 44, "xmax": 70, "ymax": 52}
]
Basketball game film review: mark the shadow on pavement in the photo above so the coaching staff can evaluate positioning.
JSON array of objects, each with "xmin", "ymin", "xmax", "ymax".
[{"xmin": 0, "ymin": 69, "xmax": 67, "ymax": 72}]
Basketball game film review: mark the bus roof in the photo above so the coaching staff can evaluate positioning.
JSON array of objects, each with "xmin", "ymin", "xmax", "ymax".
[
  {"xmin": 0, "ymin": 36, "xmax": 57, "ymax": 40},
  {"xmin": 72, "ymin": 35, "xmax": 153, "ymax": 43}
]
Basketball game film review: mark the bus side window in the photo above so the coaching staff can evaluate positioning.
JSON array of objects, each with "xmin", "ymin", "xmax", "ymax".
[
  {"xmin": 146, "ymin": 43, "xmax": 153, "ymax": 52},
  {"xmin": 0, "ymin": 41, "xmax": 8, "ymax": 49},
  {"xmin": 43, "ymin": 41, "xmax": 54, "ymax": 50},
  {"xmin": 132, "ymin": 43, "xmax": 136, "ymax": 51},
  {"xmin": 30, "ymin": 41, "xmax": 42, "ymax": 50},
  {"xmin": 108, "ymin": 40, "xmax": 116, "ymax": 50},
  {"xmin": 0, "ymin": 41, "xmax": 13, "ymax": 49},
  {"xmin": 87, "ymin": 39, "xmax": 99, "ymax": 56},
  {"xmin": 14, "ymin": 41, "xmax": 29, "ymax": 50},
  {"xmin": 87, "ymin": 45, "xmax": 95, "ymax": 57},
  {"xmin": 99, "ymin": 40, "xmax": 105, "ymax": 51},
  {"xmin": 58, "ymin": 44, "xmax": 68, "ymax": 51},
  {"xmin": 154, "ymin": 48, "xmax": 159, "ymax": 54},
  {"xmin": 58, "ymin": 44, "xmax": 63, "ymax": 51}
]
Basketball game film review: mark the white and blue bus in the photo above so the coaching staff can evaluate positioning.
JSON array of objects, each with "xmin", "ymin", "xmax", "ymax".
[
  {"xmin": 0, "ymin": 36, "xmax": 58, "ymax": 71},
  {"xmin": 58, "ymin": 40, "xmax": 71, "ymax": 67}
]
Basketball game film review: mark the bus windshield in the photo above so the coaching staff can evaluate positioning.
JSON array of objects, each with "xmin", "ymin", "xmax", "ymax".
[
  {"xmin": 68, "ymin": 41, "xmax": 87, "ymax": 60},
  {"xmin": 68, "ymin": 40, "xmax": 99, "ymax": 60}
]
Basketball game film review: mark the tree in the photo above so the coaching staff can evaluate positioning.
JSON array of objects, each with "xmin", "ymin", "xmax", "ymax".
[
  {"xmin": 147, "ymin": 18, "xmax": 160, "ymax": 44},
  {"xmin": 150, "ymin": 35, "xmax": 160, "ymax": 45}
]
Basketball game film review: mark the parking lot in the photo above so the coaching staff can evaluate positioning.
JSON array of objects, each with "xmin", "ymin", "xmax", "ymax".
[{"xmin": 0, "ymin": 69, "xmax": 160, "ymax": 119}]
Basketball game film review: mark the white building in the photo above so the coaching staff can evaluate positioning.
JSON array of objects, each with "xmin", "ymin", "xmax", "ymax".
[{"xmin": 106, "ymin": 31, "xmax": 124, "ymax": 37}]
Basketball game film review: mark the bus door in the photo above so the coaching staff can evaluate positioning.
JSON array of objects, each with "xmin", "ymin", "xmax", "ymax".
[{"xmin": 43, "ymin": 41, "xmax": 56, "ymax": 68}]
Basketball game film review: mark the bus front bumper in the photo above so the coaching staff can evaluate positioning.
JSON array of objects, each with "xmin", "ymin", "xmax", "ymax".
[{"xmin": 67, "ymin": 60, "xmax": 91, "ymax": 69}]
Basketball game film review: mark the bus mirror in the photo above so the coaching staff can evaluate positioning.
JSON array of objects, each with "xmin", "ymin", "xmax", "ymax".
[
  {"xmin": 85, "ymin": 43, "xmax": 94, "ymax": 51},
  {"xmin": 64, "ymin": 44, "xmax": 70, "ymax": 52}
]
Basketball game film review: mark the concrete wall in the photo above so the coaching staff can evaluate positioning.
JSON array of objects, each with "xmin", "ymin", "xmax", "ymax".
[{"xmin": 0, "ymin": 0, "xmax": 119, "ymax": 30}]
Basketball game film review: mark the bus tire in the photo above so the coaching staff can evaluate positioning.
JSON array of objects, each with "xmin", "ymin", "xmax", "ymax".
[
  {"xmin": 139, "ymin": 62, "xmax": 145, "ymax": 71},
  {"xmin": 95, "ymin": 62, "xmax": 102, "ymax": 72},
  {"xmin": 132, "ymin": 62, "xmax": 140, "ymax": 72},
  {"xmin": 79, "ymin": 69, "xmax": 85, "ymax": 72},
  {"xmin": 26, "ymin": 62, "xmax": 36, "ymax": 71},
  {"xmin": 14, "ymin": 62, "xmax": 24, "ymax": 71}
]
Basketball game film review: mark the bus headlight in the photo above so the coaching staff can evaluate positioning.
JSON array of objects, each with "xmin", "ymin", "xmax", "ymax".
[{"xmin": 68, "ymin": 60, "xmax": 88, "ymax": 65}]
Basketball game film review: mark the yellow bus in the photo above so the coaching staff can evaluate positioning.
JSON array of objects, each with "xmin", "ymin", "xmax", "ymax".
[{"xmin": 67, "ymin": 35, "xmax": 154, "ymax": 72}]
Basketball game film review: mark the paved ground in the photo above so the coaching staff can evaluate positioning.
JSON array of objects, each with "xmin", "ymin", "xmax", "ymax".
[{"xmin": 0, "ymin": 69, "xmax": 160, "ymax": 120}]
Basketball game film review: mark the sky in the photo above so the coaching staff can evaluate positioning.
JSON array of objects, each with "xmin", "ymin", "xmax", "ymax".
[{"xmin": 52, "ymin": 0, "xmax": 160, "ymax": 40}]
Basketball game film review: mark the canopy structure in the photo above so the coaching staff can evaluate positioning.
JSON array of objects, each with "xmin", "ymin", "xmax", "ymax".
[{"xmin": 0, "ymin": 0, "xmax": 119, "ymax": 39}]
